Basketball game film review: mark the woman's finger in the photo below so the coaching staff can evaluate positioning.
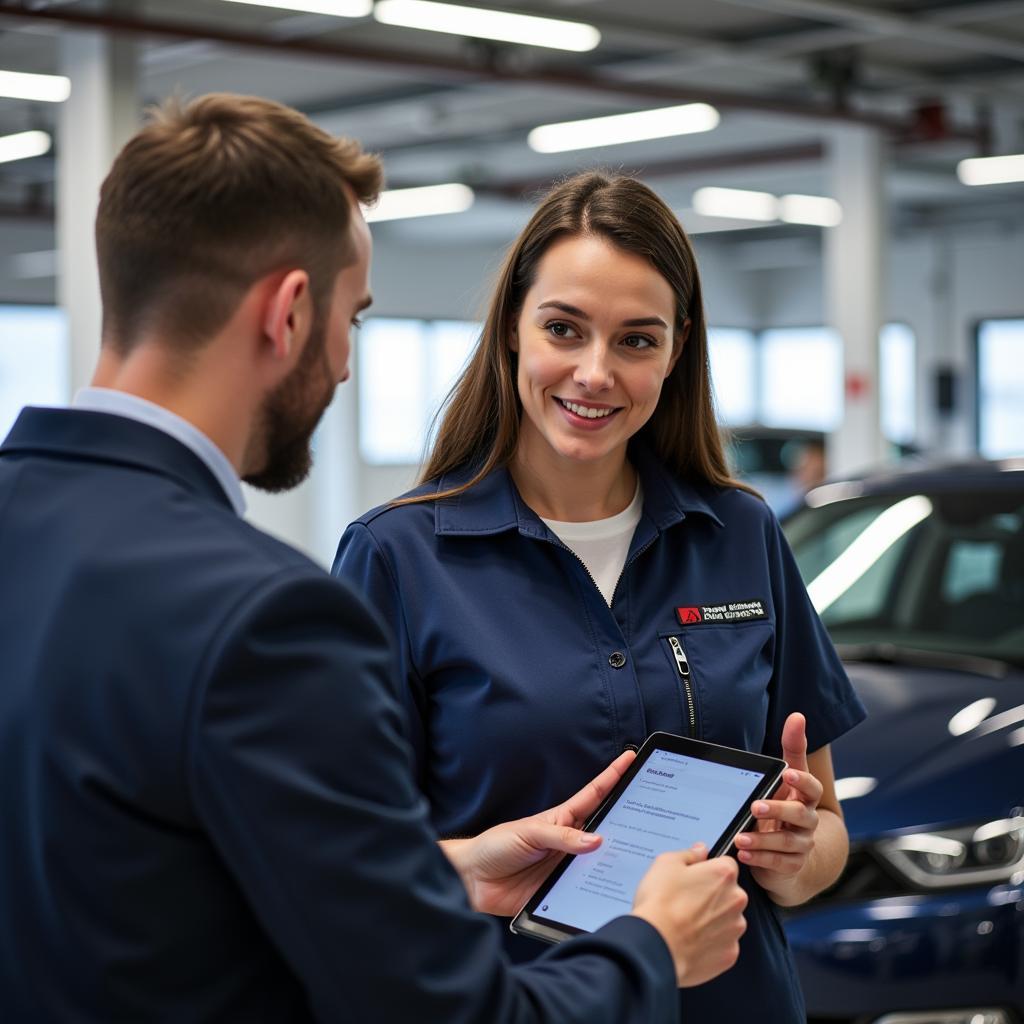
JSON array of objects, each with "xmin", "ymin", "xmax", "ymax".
[
  {"xmin": 735, "ymin": 829, "xmax": 812, "ymax": 855},
  {"xmin": 780, "ymin": 712, "xmax": 809, "ymax": 775},
  {"xmin": 519, "ymin": 822, "xmax": 604, "ymax": 857},
  {"xmin": 738, "ymin": 848, "xmax": 805, "ymax": 874},
  {"xmin": 778, "ymin": 767, "xmax": 823, "ymax": 806},
  {"xmin": 752, "ymin": 798, "xmax": 819, "ymax": 830}
]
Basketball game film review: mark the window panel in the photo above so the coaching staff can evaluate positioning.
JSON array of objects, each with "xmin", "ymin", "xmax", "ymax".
[
  {"xmin": 880, "ymin": 322, "xmax": 915, "ymax": 445},
  {"xmin": 424, "ymin": 320, "xmax": 479, "ymax": 445},
  {"xmin": 707, "ymin": 327, "xmax": 756, "ymax": 426},
  {"xmin": 759, "ymin": 327, "xmax": 843, "ymax": 430},
  {"xmin": 358, "ymin": 318, "xmax": 426, "ymax": 465},
  {"xmin": 358, "ymin": 317, "xmax": 480, "ymax": 466},
  {"xmin": 0, "ymin": 305, "xmax": 68, "ymax": 440},
  {"xmin": 978, "ymin": 319, "xmax": 1024, "ymax": 459}
]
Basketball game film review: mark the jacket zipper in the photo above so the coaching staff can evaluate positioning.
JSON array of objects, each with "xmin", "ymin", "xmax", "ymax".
[
  {"xmin": 548, "ymin": 535, "xmax": 656, "ymax": 608},
  {"xmin": 610, "ymin": 537, "xmax": 656, "ymax": 606},
  {"xmin": 667, "ymin": 636, "xmax": 697, "ymax": 737},
  {"xmin": 556, "ymin": 542, "xmax": 603, "ymax": 596}
]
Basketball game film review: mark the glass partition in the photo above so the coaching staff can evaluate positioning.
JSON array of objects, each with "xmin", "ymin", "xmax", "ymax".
[{"xmin": 0, "ymin": 305, "xmax": 69, "ymax": 440}]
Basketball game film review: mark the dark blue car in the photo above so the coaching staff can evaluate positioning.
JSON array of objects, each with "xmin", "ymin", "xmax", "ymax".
[{"xmin": 780, "ymin": 460, "xmax": 1024, "ymax": 1024}]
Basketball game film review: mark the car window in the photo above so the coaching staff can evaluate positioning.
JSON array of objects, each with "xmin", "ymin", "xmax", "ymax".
[
  {"xmin": 793, "ymin": 505, "xmax": 916, "ymax": 623},
  {"xmin": 942, "ymin": 540, "xmax": 1003, "ymax": 603},
  {"xmin": 784, "ymin": 488, "xmax": 1024, "ymax": 666}
]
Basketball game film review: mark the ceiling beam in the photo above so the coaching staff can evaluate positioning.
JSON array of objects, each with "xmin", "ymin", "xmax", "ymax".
[
  {"xmin": 717, "ymin": 0, "xmax": 1024, "ymax": 64},
  {"xmin": 0, "ymin": 0, "xmax": 977, "ymax": 140}
]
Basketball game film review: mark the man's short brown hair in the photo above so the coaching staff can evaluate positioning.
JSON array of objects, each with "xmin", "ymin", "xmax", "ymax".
[{"xmin": 95, "ymin": 93, "xmax": 383, "ymax": 351}]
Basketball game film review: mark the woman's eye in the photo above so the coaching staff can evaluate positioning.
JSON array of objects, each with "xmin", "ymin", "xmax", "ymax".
[
  {"xmin": 351, "ymin": 316, "xmax": 364, "ymax": 329},
  {"xmin": 622, "ymin": 333, "xmax": 654, "ymax": 350},
  {"xmin": 545, "ymin": 321, "xmax": 577, "ymax": 339}
]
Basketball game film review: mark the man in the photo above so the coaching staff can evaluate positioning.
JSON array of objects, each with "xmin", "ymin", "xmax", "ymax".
[{"xmin": 0, "ymin": 94, "xmax": 747, "ymax": 1022}]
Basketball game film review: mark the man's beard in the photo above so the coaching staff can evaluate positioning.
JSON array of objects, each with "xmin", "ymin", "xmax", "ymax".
[{"xmin": 243, "ymin": 314, "xmax": 336, "ymax": 493}]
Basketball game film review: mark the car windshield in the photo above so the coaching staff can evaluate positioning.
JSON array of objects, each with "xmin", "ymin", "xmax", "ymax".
[{"xmin": 783, "ymin": 485, "xmax": 1024, "ymax": 668}]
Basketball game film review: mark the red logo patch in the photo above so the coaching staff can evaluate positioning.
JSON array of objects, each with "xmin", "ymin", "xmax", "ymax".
[{"xmin": 676, "ymin": 607, "xmax": 703, "ymax": 624}]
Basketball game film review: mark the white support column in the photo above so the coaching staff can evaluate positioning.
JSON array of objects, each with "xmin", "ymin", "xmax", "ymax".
[
  {"xmin": 57, "ymin": 29, "xmax": 138, "ymax": 394},
  {"xmin": 824, "ymin": 124, "xmax": 887, "ymax": 476},
  {"xmin": 311, "ymin": 364, "xmax": 362, "ymax": 566}
]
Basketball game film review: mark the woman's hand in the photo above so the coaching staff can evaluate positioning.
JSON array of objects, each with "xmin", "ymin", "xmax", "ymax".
[
  {"xmin": 734, "ymin": 712, "xmax": 840, "ymax": 905},
  {"xmin": 440, "ymin": 750, "xmax": 635, "ymax": 917}
]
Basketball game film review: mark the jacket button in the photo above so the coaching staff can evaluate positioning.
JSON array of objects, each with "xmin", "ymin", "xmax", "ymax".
[
  {"xmin": 608, "ymin": 651, "xmax": 627, "ymax": 669},
  {"xmin": 623, "ymin": 743, "xmax": 639, "ymax": 753}
]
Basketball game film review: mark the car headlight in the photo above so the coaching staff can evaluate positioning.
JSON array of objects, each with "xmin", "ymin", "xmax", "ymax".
[{"xmin": 876, "ymin": 815, "xmax": 1024, "ymax": 888}]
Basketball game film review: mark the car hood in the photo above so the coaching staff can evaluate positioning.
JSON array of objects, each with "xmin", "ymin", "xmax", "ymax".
[{"xmin": 831, "ymin": 660, "xmax": 1024, "ymax": 840}]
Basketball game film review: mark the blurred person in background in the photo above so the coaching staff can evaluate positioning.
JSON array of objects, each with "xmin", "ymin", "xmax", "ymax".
[
  {"xmin": 0, "ymin": 98, "xmax": 749, "ymax": 1023},
  {"xmin": 335, "ymin": 171, "xmax": 866, "ymax": 1023},
  {"xmin": 791, "ymin": 437, "xmax": 828, "ymax": 495}
]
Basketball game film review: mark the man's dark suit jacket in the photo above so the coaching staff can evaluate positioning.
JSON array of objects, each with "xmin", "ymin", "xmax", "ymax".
[{"xmin": 0, "ymin": 407, "xmax": 677, "ymax": 1023}]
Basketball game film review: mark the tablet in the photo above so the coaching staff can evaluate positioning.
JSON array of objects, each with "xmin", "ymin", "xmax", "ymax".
[{"xmin": 510, "ymin": 731, "xmax": 786, "ymax": 944}]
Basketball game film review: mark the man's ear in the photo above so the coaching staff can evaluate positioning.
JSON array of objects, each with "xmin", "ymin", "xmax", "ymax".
[
  {"xmin": 262, "ymin": 269, "xmax": 312, "ymax": 362},
  {"xmin": 666, "ymin": 317, "xmax": 691, "ymax": 377}
]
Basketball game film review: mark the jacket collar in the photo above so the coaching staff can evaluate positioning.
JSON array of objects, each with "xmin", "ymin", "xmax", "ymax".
[
  {"xmin": 434, "ymin": 443, "xmax": 723, "ymax": 537},
  {"xmin": 0, "ymin": 406, "xmax": 235, "ymax": 512}
]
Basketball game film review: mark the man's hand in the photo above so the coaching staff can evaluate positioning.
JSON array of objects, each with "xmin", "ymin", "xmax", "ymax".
[
  {"xmin": 632, "ymin": 848, "xmax": 748, "ymax": 987},
  {"xmin": 440, "ymin": 750, "xmax": 636, "ymax": 917}
]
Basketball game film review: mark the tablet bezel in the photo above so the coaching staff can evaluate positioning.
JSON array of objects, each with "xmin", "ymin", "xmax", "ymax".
[{"xmin": 510, "ymin": 731, "xmax": 786, "ymax": 945}]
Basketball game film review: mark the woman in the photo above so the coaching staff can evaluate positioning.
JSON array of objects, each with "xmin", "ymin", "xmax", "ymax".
[{"xmin": 334, "ymin": 172, "xmax": 865, "ymax": 1021}]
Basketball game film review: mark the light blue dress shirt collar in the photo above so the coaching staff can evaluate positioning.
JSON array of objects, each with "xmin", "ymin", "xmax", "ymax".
[{"xmin": 72, "ymin": 387, "xmax": 246, "ymax": 516}]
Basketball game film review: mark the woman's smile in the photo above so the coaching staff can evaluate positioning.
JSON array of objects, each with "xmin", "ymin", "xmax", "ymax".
[{"xmin": 554, "ymin": 396, "xmax": 622, "ymax": 427}]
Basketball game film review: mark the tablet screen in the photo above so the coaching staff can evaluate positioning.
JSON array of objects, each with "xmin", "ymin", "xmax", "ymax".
[{"xmin": 532, "ymin": 746, "xmax": 766, "ymax": 933}]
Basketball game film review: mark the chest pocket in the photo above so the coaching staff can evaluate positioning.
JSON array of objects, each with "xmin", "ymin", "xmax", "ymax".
[{"xmin": 658, "ymin": 622, "xmax": 775, "ymax": 751}]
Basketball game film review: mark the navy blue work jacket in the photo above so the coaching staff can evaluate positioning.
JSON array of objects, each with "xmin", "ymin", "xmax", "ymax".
[{"xmin": 334, "ymin": 444, "xmax": 867, "ymax": 1023}]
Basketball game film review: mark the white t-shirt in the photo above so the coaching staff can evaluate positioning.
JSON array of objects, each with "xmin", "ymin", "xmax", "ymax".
[{"xmin": 541, "ymin": 484, "xmax": 643, "ymax": 606}]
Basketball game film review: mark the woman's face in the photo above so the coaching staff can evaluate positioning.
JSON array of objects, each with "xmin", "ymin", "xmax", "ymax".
[{"xmin": 511, "ymin": 233, "xmax": 683, "ymax": 471}]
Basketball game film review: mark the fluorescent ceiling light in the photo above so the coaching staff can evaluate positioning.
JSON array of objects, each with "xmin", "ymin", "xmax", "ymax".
[
  {"xmin": 528, "ymin": 103, "xmax": 718, "ymax": 154},
  {"xmin": 374, "ymin": 0, "xmax": 600, "ymax": 52},
  {"xmin": 364, "ymin": 183, "xmax": 474, "ymax": 222},
  {"xmin": 219, "ymin": 0, "xmax": 372, "ymax": 17},
  {"xmin": 691, "ymin": 188, "xmax": 842, "ymax": 227},
  {"xmin": 692, "ymin": 186, "xmax": 777, "ymax": 222},
  {"xmin": 779, "ymin": 193, "xmax": 842, "ymax": 227},
  {"xmin": 0, "ymin": 70, "xmax": 70, "ymax": 103},
  {"xmin": 0, "ymin": 131, "xmax": 52, "ymax": 165},
  {"xmin": 957, "ymin": 153, "xmax": 1024, "ymax": 186}
]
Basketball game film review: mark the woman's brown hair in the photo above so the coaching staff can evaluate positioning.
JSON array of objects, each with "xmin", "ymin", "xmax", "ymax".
[{"xmin": 405, "ymin": 171, "xmax": 753, "ymax": 503}]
